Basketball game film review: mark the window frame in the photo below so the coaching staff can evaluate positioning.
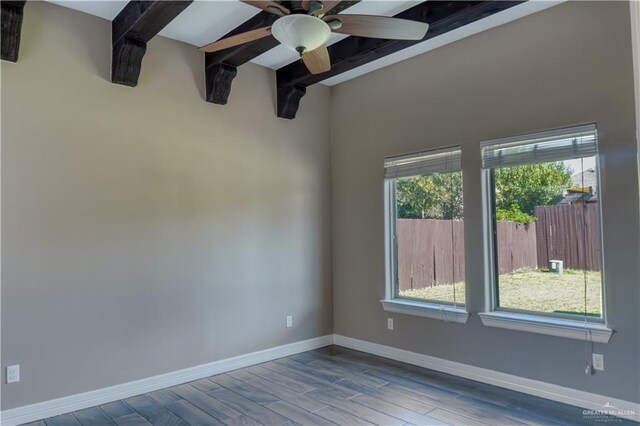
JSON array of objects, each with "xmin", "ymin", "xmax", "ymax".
[
  {"xmin": 481, "ymin": 125, "xmax": 608, "ymax": 325},
  {"xmin": 381, "ymin": 147, "xmax": 469, "ymax": 324}
]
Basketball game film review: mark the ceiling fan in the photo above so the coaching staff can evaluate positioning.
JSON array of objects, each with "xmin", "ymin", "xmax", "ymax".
[{"xmin": 198, "ymin": 1, "xmax": 429, "ymax": 75}]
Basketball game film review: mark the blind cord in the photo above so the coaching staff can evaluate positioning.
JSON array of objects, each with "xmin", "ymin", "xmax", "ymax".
[
  {"xmin": 451, "ymin": 165, "xmax": 458, "ymax": 310},
  {"xmin": 440, "ymin": 154, "xmax": 458, "ymax": 323},
  {"xmin": 580, "ymin": 155, "xmax": 593, "ymax": 375}
]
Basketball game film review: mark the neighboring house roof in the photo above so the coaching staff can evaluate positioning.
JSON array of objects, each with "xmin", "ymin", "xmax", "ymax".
[
  {"xmin": 557, "ymin": 192, "xmax": 597, "ymax": 204},
  {"xmin": 554, "ymin": 168, "xmax": 598, "ymax": 205},
  {"xmin": 552, "ymin": 168, "xmax": 598, "ymax": 204},
  {"xmin": 571, "ymin": 168, "xmax": 598, "ymax": 190}
]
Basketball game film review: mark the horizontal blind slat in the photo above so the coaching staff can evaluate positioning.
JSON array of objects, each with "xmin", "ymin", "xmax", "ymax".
[
  {"xmin": 385, "ymin": 146, "xmax": 461, "ymax": 179},
  {"xmin": 481, "ymin": 125, "xmax": 598, "ymax": 169}
]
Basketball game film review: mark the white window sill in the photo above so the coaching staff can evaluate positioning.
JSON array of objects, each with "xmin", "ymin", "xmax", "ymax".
[
  {"xmin": 478, "ymin": 311, "xmax": 613, "ymax": 343},
  {"xmin": 380, "ymin": 299, "xmax": 469, "ymax": 324}
]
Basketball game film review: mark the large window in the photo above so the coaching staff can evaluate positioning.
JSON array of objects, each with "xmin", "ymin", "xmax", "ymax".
[
  {"xmin": 481, "ymin": 124, "xmax": 604, "ymax": 320},
  {"xmin": 385, "ymin": 146, "xmax": 465, "ymax": 307}
]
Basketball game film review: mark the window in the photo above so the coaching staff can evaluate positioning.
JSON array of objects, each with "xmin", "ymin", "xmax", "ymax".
[
  {"xmin": 481, "ymin": 124, "xmax": 605, "ymax": 321},
  {"xmin": 382, "ymin": 146, "xmax": 467, "ymax": 322}
]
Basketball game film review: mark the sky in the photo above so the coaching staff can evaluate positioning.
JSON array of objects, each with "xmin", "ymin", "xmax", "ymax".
[{"xmin": 563, "ymin": 156, "xmax": 596, "ymax": 175}]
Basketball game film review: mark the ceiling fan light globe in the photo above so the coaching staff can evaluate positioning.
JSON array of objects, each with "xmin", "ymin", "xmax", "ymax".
[{"xmin": 271, "ymin": 14, "xmax": 331, "ymax": 53}]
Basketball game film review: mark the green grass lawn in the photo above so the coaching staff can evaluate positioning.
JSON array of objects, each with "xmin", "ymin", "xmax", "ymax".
[{"xmin": 399, "ymin": 268, "xmax": 602, "ymax": 317}]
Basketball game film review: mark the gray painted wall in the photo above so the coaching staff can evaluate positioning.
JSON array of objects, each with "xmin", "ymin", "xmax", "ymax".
[
  {"xmin": 1, "ymin": 2, "xmax": 333, "ymax": 410},
  {"xmin": 330, "ymin": 1, "xmax": 640, "ymax": 403},
  {"xmin": 2, "ymin": 0, "xmax": 638, "ymax": 413}
]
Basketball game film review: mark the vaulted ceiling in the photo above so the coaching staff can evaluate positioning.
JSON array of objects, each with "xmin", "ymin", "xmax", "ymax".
[{"xmin": 3, "ymin": 0, "xmax": 562, "ymax": 119}]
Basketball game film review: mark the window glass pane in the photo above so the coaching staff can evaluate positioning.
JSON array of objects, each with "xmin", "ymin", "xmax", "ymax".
[
  {"xmin": 492, "ymin": 156, "xmax": 603, "ymax": 318},
  {"xmin": 394, "ymin": 171, "xmax": 465, "ymax": 305}
]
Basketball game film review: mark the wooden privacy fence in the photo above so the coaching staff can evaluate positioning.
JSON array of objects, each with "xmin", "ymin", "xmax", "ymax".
[
  {"xmin": 397, "ymin": 204, "xmax": 600, "ymax": 290},
  {"xmin": 535, "ymin": 204, "xmax": 601, "ymax": 271},
  {"xmin": 396, "ymin": 219, "xmax": 465, "ymax": 290},
  {"xmin": 495, "ymin": 221, "xmax": 538, "ymax": 275}
]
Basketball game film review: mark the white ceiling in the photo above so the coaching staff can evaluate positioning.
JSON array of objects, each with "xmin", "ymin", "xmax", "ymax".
[{"xmin": 45, "ymin": 0, "xmax": 563, "ymax": 86}]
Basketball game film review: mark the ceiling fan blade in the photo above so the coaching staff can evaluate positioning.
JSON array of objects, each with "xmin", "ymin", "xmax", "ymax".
[
  {"xmin": 302, "ymin": 45, "xmax": 331, "ymax": 74},
  {"xmin": 198, "ymin": 27, "xmax": 273, "ymax": 53},
  {"xmin": 324, "ymin": 14, "xmax": 429, "ymax": 40},
  {"xmin": 241, "ymin": 1, "xmax": 289, "ymax": 16}
]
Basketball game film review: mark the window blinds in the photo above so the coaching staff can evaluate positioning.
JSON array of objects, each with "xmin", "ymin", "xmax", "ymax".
[
  {"xmin": 384, "ymin": 146, "xmax": 462, "ymax": 180},
  {"xmin": 480, "ymin": 124, "xmax": 598, "ymax": 169}
]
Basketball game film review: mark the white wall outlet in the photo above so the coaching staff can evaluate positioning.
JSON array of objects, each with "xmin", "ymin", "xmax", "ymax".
[
  {"xmin": 6, "ymin": 365, "xmax": 19, "ymax": 384},
  {"xmin": 592, "ymin": 353, "xmax": 604, "ymax": 371},
  {"xmin": 286, "ymin": 315, "xmax": 293, "ymax": 328},
  {"xmin": 387, "ymin": 318, "xmax": 394, "ymax": 330}
]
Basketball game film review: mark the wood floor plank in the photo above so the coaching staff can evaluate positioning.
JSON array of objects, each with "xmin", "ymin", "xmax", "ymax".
[
  {"xmin": 44, "ymin": 413, "xmax": 81, "ymax": 426},
  {"xmin": 164, "ymin": 399, "xmax": 226, "ymax": 425},
  {"xmin": 427, "ymin": 408, "xmax": 492, "ymax": 426},
  {"xmin": 341, "ymin": 379, "xmax": 436, "ymax": 415},
  {"xmin": 313, "ymin": 406, "xmax": 376, "ymax": 426},
  {"xmin": 207, "ymin": 386, "xmax": 297, "ymax": 426},
  {"xmin": 335, "ymin": 349, "xmax": 483, "ymax": 397},
  {"xmin": 261, "ymin": 362, "xmax": 359, "ymax": 398},
  {"xmin": 447, "ymin": 394, "xmax": 554, "ymax": 426},
  {"xmin": 287, "ymin": 352, "xmax": 326, "ymax": 364},
  {"xmin": 147, "ymin": 387, "xmax": 182, "ymax": 405},
  {"xmin": 112, "ymin": 413, "xmax": 151, "ymax": 426},
  {"xmin": 349, "ymin": 393, "xmax": 450, "ymax": 426},
  {"xmin": 123, "ymin": 394, "xmax": 188, "ymax": 426},
  {"xmin": 209, "ymin": 374, "xmax": 281, "ymax": 406},
  {"xmin": 72, "ymin": 406, "xmax": 115, "ymax": 425},
  {"xmin": 377, "ymin": 376, "xmax": 526, "ymax": 426},
  {"xmin": 99, "ymin": 401, "xmax": 134, "ymax": 421},
  {"xmin": 226, "ymin": 369, "xmax": 256, "ymax": 381},
  {"xmin": 170, "ymin": 383, "xmax": 250, "ymax": 423},
  {"xmin": 334, "ymin": 348, "xmax": 483, "ymax": 397},
  {"xmin": 309, "ymin": 358, "xmax": 389, "ymax": 388},
  {"xmin": 190, "ymin": 377, "xmax": 224, "ymax": 394},
  {"xmin": 266, "ymin": 401, "xmax": 338, "ymax": 426},
  {"xmin": 244, "ymin": 365, "xmax": 317, "ymax": 394},
  {"xmin": 312, "ymin": 346, "xmax": 344, "ymax": 357},
  {"xmin": 381, "ymin": 382, "xmax": 458, "ymax": 407},
  {"xmin": 245, "ymin": 375, "xmax": 328, "ymax": 413},
  {"xmin": 274, "ymin": 358, "xmax": 345, "ymax": 383},
  {"xmin": 365, "ymin": 369, "xmax": 459, "ymax": 403},
  {"xmin": 305, "ymin": 389, "xmax": 405, "ymax": 426},
  {"xmin": 433, "ymin": 394, "xmax": 530, "ymax": 425},
  {"xmin": 217, "ymin": 413, "xmax": 264, "ymax": 426}
]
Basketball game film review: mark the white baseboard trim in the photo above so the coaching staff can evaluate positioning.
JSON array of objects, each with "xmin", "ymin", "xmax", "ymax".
[
  {"xmin": 0, "ymin": 335, "xmax": 333, "ymax": 426},
  {"xmin": 3, "ymin": 334, "xmax": 638, "ymax": 425},
  {"xmin": 334, "ymin": 334, "xmax": 640, "ymax": 422}
]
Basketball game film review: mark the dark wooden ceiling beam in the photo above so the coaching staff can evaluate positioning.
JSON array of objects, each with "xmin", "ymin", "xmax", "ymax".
[
  {"xmin": 112, "ymin": 0, "xmax": 193, "ymax": 87},
  {"xmin": 204, "ymin": 1, "xmax": 360, "ymax": 105},
  {"xmin": 1, "ymin": 1, "xmax": 26, "ymax": 62},
  {"xmin": 276, "ymin": 0, "xmax": 525, "ymax": 119},
  {"xmin": 204, "ymin": 10, "xmax": 279, "ymax": 104}
]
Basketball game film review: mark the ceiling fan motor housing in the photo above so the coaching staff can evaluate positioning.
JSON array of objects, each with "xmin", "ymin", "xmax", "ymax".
[{"xmin": 271, "ymin": 14, "xmax": 331, "ymax": 54}]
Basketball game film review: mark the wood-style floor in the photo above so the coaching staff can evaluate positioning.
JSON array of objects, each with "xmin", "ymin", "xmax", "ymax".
[{"xmin": 26, "ymin": 345, "xmax": 633, "ymax": 426}]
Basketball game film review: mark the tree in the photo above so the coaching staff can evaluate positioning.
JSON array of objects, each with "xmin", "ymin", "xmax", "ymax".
[
  {"xmin": 396, "ymin": 172, "xmax": 463, "ymax": 220},
  {"xmin": 396, "ymin": 162, "xmax": 572, "ymax": 223},
  {"xmin": 496, "ymin": 204, "xmax": 536, "ymax": 224},
  {"xmin": 494, "ymin": 162, "xmax": 572, "ymax": 216}
]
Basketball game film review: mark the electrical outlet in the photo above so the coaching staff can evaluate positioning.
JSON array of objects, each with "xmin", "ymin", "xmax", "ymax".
[
  {"xmin": 387, "ymin": 318, "xmax": 394, "ymax": 330},
  {"xmin": 592, "ymin": 353, "xmax": 604, "ymax": 371},
  {"xmin": 286, "ymin": 315, "xmax": 293, "ymax": 328},
  {"xmin": 6, "ymin": 365, "xmax": 19, "ymax": 384}
]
